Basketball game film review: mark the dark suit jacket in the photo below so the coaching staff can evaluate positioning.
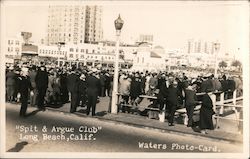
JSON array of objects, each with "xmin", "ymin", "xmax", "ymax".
[
  {"xmin": 200, "ymin": 80, "xmax": 213, "ymax": 92},
  {"xmin": 67, "ymin": 73, "xmax": 79, "ymax": 93},
  {"xmin": 184, "ymin": 89, "xmax": 197, "ymax": 106},
  {"xmin": 35, "ymin": 70, "xmax": 48, "ymax": 89},
  {"xmin": 19, "ymin": 76, "xmax": 32, "ymax": 94},
  {"xmin": 130, "ymin": 77, "xmax": 142, "ymax": 98},
  {"xmin": 227, "ymin": 79, "xmax": 236, "ymax": 91},
  {"xmin": 220, "ymin": 79, "xmax": 228, "ymax": 92},
  {"xmin": 166, "ymin": 86, "xmax": 180, "ymax": 105},
  {"xmin": 86, "ymin": 75, "xmax": 101, "ymax": 96},
  {"xmin": 158, "ymin": 80, "xmax": 169, "ymax": 99}
]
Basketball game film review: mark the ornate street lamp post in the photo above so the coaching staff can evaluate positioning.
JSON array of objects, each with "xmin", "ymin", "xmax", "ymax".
[
  {"xmin": 214, "ymin": 42, "xmax": 220, "ymax": 77},
  {"xmin": 111, "ymin": 14, "xmax": 124, "ymax": 114}
]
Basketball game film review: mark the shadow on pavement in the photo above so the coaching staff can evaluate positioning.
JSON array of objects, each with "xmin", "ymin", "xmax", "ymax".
[
  {"xmin": 45, "ymin": 103, "xmax": 64, "ymax": 109},
  {"xmin": 191, "ymin": 126, "xmax": 201, "ymax": 133},
  {"xmin": 7, "ymin": 141, "xmax": 28, "ymax": 152},
  {"xmin": 25, "ymin": 109, "xmax": 40, "ymax": 117},
  {"xmin": 96, "ymin": 111, "xmax": 107, "ymax": 117},
  {"xmin": 77, "ymin": 109, "xmax": 87, "ymax": 114}
]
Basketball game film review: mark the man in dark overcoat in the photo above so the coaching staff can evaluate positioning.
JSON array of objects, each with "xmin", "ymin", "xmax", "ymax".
[
  {"xmin": 35, "ymin": 65, "xmax": 48, "ymax": 111},
  {"xmin": 166, "ymin": 81, "xmax": 181, "ymax": 126},
  {"xmin": 86, "ymin": 69, "xmax": 101, "ymax": 116},
  {"xmin": 67, "ymin": 67, "xmax": 80, "ymax": 113},
  {"xmin": 157, "ymin": 75, "xmax": 170, "ymax": 111},
  {"xmin": 129, "ymin": 72, "xmax": 142, "ymax": 105}
]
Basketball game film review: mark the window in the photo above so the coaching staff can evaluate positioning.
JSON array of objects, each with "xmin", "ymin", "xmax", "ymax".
[
  {"xmin": 92, "ymin": 50, "xmax": 95, "ymax": 53},
  {"xmin": 69, "ymin": 54, "xmax": 73, "ymax": 58},
  {"xmin": 86, "ymin": 49, "xmax": 88, "ymax": 53},
  {"xmin": 80, "ymin": 55, "xmax": 84, "ymax": 59},
  {"xmin": 76, "ymin": 49, "xmax": 78, "ymax": 52},
  {"xmin": 7, "ymin": 47, "xmax": 10, "ymax": 52},
  {"xmin": 70, "ymin": 48, "xmax": 74, "ymax": 52},
  {"xmin": 81, "ymin": 49, "xmax": 84, "ymax": 53}
]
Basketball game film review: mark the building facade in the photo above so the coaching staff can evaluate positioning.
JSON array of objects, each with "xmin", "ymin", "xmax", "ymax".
[
  {"xmin": 47, "ymin": 5, "xmax": 103, "ymax": 45},
  {"xmin": 38, "ymin": 42, "xmax": 137, "ymax": 67},
  {"xmin": 187, "ymin": 39, "xmax": 215, "ymax": 55}
]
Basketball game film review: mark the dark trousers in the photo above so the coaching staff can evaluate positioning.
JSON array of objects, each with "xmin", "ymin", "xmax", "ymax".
[
  {"xmin": 79, "ymin": 93, "xmax": 87, "ymax": 106},
  {"xmin": 100, "ymin": 86, "xmax": 105, "ymax": 97},
  {"xmin": 30, "ymin": 89, "xmax": 37, "ymax": 106},
  {"xmin": 61, "ymin": 88, "xmax": 69, "ymax": 103},
  {"xmin": 37, "ymin": 88, "xmax": 47, "ymax": 109},
  {"xmin": 186, "ymin": 104, "xmax": 195, "ymax": 126},
  {"xmin": 20, "ymin": 92, "xmax": 28, "ymax": 116},
  {"xmin": 121, "ymin": 95, "xmax": 129, "ymax": 104},
  {"xmin": 70, "ymin": 91, "xmax": 78, "ymax": 113},
  {"xmin": 105, "ymin": 85, "xmax": 111, "ymax": 96},
  {"xmin": 86, "ymin": 94, "xmax": 97, "ymax": 116},
  {"xmin": 158, "ymin": 98, "xmax": 166, "ymax": 111},
  {"xmin": 168, "ymin": 102, "xmax": 177, "ymax": 124}
]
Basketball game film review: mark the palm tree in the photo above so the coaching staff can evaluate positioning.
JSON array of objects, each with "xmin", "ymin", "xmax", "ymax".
[
  {"xmin": 219, "ymin": 61, "xmax": 227, "ymax": 68},
  {"xmin": 231, "ymin": 60, "xmax": 242, "ymax": 68}
]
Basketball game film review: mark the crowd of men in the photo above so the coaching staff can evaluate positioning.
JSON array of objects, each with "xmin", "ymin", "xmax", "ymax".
[
  {"xmin": 6, "ymin": 62, "xmax": 243, "ymax": 133},
  {"xmin": 6, "ymin": 63, "xmax": 112, "ymax": 117}
]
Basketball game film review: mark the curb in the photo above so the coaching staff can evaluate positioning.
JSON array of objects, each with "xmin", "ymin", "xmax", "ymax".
[{"xmin": 45, "ymin": 107, "xmax": 242, "ymax": 144}]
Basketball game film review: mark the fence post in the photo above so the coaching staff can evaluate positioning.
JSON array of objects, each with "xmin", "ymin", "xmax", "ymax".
[
  {"xmin": 159, "ymin": 104, "xmax": 166, "ymax": 122},
  {"xmin": 209, "ymin": 93, "xmax": 217, "ymax": 112},
  {"xmin": 232, "ymin": 90, "xmax": 237, "ymax": 112},
  {"xmin": 219, "ymin": 92, "xmax": 224, "ymax": 115},
  {"xmin": 209, "ymin": 93, "xmax": 218, "ymax": 129},
  {"xmin": 233, "ymin": 90, "xmax": 237, "ymax": 105}
]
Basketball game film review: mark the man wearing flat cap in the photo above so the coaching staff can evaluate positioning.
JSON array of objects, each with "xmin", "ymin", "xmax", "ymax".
[{"xmin": 19, "ymin": 67, "xmax": 33, "ymax": 117}]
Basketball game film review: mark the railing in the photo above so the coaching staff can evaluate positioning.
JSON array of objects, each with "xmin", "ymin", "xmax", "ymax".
[
  {"xmin": 117, "ymin": 90, "xmax": 243, "ymax": 129},
  {"xmin": 210, "ymin": 90, "xmax": 243, "ymax": 131}
]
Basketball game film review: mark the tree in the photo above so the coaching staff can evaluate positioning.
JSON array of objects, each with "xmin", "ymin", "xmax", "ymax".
[
  {"xmin": 231, "ymin": 60, "xmax": 242, "ymax": 68},
  {"xmin": 219, "ymin": 61, "xmax": 227, "ymax": 68}
]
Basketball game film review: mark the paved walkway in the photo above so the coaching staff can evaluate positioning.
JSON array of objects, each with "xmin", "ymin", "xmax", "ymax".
[{"xmin": 40, "ymin": 96, "xmax": 243, "ymax": 143}]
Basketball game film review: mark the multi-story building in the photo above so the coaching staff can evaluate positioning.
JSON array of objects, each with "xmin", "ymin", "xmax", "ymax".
[
  {"xmin": 85, "ymin": 6, "xmax": 103, "ymax": 43},
  {"xmin": 138, "ymin": 34, "xmax": 153, "ymax": 44},
  {"xmin": 6, "ymin": 38, "xmax": 22, "ymax": 58},
  {"xmin": 187, "ymin": 39, "xmax": 216, "ymax": 55},
  {"xmin": 46, "ymin": 5, "xmax": 103, "ymax": 45}
]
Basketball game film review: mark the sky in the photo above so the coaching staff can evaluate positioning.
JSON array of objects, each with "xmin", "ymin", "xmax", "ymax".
[{"xmin": 2, "ymin": 1, "xmax": 249, "ymax": 59}]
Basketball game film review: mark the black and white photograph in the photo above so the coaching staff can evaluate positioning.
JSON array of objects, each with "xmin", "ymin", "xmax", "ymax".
[{"xmin": 0, "ymin": 0, "xmax": 249, "ymax": 158}]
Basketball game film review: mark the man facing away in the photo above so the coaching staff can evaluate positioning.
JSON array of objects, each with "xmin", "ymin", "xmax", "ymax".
[
  {"xmin": 86, "ymin": 69, "xmax": 101, "ymax": 116},
  {"xmin": 35, "ymin": 65, "xmax": 48, "ymax": 111},
  {"xmin": 67, "ymin": 67, "xmax": 80, "ymax": 113}
]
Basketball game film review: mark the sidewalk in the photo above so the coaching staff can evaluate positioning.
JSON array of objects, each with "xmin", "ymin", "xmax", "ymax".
[{"xmin": 43, "ymin": 97, "xmax": 243, "ymax": 144}]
